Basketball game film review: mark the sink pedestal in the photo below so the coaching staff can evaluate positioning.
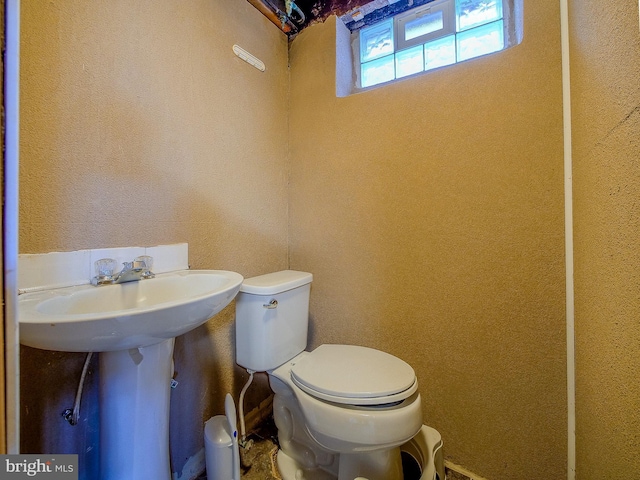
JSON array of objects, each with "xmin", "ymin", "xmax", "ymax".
[{"xmin": 99, "ymin": 338, "xmax": 175, "ymax": 480}]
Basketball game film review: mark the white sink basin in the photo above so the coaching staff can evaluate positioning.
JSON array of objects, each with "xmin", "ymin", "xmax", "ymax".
[{"xmin": 19, "ymin": 269, "xmax": 243, "ymax": 352}]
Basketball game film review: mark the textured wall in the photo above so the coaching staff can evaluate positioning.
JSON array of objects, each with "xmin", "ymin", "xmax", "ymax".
[
  {"xmin": 288, "ymin": 10, "xmax": 567, "ymax": 480},
  {"xmin": 19, "ymin": 1, "xmax": 288, "ymax": 477},
  {"xmin": 571, "ymin": 0, "xmax": 640, "ymax": 478}
]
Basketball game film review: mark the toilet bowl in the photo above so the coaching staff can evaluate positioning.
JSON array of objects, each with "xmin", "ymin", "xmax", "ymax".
[
  {"xmin": 271, "ymin": 346, "xmax": 423, "ymax": 452},
  {"xmin": 276, "ymin": 425, "xmax": 445, "ymax": 480},
  {"xmin": 235, "ymin": 271, "xmax": 444, "ymax": 480}
]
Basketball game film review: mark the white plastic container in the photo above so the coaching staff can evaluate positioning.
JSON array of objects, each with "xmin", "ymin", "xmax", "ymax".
[
  {"xmin": 204, "ymin": 394, "xmax": 240, "ymax": 480},
  {"xmin": 204, "ymin": 416, "xmax": 233, "ymax": 480}
]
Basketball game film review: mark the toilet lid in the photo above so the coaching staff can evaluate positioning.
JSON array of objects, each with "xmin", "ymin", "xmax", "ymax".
[{"xmin": 290, "ymin": 344, "xmax": 417, "ymax": 406}]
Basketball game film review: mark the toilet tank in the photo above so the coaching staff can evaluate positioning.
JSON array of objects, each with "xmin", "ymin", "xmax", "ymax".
[{"xmin": 235, "ymin": 270, "xmax": 313, "ymax": 372}]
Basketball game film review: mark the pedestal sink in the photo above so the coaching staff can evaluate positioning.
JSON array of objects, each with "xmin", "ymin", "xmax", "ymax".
[{"xmin": 19, "ymin": 269, "xmax": 243, "ymax": 480}]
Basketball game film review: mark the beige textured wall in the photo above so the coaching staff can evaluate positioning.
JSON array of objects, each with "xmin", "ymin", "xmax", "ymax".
[
  {"xmin": 571, "ymin": 0, "xmax": 640, "ymax": 478},
  {"xmin": 19, "ymin": 1, "xmax": 288, "ymax": 476},
  {"xmin": 288, "ymin": 9, "xmax": 567, "ymax": 480}
]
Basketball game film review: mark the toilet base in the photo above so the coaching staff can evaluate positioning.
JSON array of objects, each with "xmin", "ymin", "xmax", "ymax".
[
  {"xmin": 277, "ymin": 451, "xmax": 336, "ymax": 480},
  {"xmin": 276, "ymin": 425, "xmax": 444, "ymax": 480}
]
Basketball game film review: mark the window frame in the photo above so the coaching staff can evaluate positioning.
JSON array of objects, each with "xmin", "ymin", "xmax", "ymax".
[
  {"xmin": 394, "ymin": 0, "xmax": 456, "ymax": 51},
  {"xmin": 354, "ymin": 0, "xmax": 512, "ymax": 90}
]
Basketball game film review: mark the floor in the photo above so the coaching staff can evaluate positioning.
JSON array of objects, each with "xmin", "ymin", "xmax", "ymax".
[
  {"xmin": 443, "ymin": 470, "xmax": 472, "ymax": 480},
  {"xmin": 237, "ymin": 416, "xmax": 282, "ymax": 480},
  {"xmin": 198, "ymin": 416, "xmax": 469, "ymax": 480}
]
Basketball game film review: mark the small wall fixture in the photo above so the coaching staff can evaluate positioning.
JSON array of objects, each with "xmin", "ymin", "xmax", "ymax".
[{"xmin": 232, "ymin": 45, "xmax": 265, "ymax": 72}]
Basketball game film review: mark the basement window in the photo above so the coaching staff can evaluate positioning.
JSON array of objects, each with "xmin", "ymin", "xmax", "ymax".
[{"xmin": 345, "ymin": 0, "xmax": 521, "ymax": 90}]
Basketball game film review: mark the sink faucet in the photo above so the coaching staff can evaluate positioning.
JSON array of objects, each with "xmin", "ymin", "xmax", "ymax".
[
  {"xmin": 91, "ymin": 256, "xmax": 155, "ymax": 286},
  {"xmin": 113, "ymin": 259, "xmax": 155, "ymax": 284}
]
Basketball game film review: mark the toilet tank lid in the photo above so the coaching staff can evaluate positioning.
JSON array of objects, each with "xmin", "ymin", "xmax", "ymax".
[{"xmin": 240, "ymin": 270, "xmax": 313, "ymax": 295}]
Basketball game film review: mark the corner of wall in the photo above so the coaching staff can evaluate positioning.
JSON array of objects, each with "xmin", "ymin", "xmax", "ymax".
[{"xmin": 335, "ymin": 16, "xmax": 353, "ymax": 98}]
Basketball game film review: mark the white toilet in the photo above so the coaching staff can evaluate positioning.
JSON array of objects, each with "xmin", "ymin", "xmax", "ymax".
[{"xmin": 235, "ymin": 270, "xmax": 444, "ymax": 480}]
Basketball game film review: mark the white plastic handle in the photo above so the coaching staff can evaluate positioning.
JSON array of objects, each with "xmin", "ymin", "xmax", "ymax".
[{"xmin": 225, "ymin": 394, "xmax": 241, "ymax": 480}]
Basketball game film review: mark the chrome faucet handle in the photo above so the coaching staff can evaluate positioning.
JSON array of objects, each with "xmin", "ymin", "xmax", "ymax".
[
  {"xmin": 134, "ymin": 255, "xmax": 155, "ymax": 279},
  {"xmin": 96, "ymin": 258, "xmax": 117, "ymax": 276},
  {"xmin": 92, "ymin": 258, "xmax": 117, "ymax": 286}
]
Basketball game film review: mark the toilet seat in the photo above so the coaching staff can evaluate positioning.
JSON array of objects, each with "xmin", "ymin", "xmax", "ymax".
[
  {"xmin": 270, "ymin": 346, "xmax": 424, "ymax": 452},
  {"xmin": 290, "ymin": 344, "xmax": 418, "ymax": 406}
]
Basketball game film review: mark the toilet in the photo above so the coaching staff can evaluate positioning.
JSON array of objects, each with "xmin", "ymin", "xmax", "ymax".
[{"xmin": 235, "ymin": 270, "xmax": 445, "ymax": 480}]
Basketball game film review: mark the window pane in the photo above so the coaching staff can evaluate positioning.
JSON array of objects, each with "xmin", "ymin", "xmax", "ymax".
[
  {"xmin": 456, "ymin": 0, "xmax": 503, "ymax": 31},
  {"xmin": 456, "ymin": 20, "xmax": 504, "ymax": 61},
  {"xmin": 404, "ymin": 11, "xmax": 444, "ymax": 41},
  {"xmin": 360, "ymin": 19, "xmax": 394, "ymax": 63},
  {"xmin": 361, "ymin": 54, "xmax": 395, "ymax": 87},
  {"xmin": 396, "ymin": 45, "xmax": 424, "ymax": 78},
  {"xmin": 424, "ymin": 35, "xmax": 456, "ymax": 70}
]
